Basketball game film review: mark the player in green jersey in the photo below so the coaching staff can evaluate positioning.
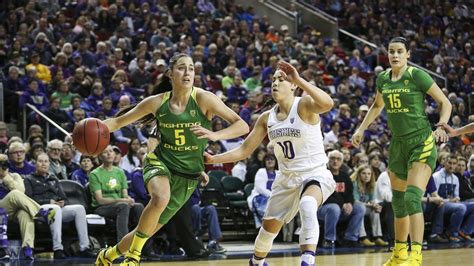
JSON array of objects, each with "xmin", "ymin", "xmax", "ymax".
[
  {"xmin": 95, "ymin": 53, "xmax": 249, "ymax": 266},
  {"xmin": 352, "ymin": 37, "xmax": 452, "ymax": 266}
]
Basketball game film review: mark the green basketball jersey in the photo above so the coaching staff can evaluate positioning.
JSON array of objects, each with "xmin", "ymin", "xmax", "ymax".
[
  {"xmin": 376, "ymin": 66, "xmax": 434, "ymax": 137},
  {"xmin": 154, "ymin": 87, "xmax": 211, "ymax": 175}
]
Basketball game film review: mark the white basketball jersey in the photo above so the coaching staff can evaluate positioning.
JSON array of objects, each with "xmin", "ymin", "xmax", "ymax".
[{"xmin": 267, "ymin": 97, "xmax": 328, "ymax": 173}]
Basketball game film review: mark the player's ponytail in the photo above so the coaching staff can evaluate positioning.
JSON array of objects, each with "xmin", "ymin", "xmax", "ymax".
[{"xmin": 253, "ymin": 98, "xmax": 276, "ymax": 114}]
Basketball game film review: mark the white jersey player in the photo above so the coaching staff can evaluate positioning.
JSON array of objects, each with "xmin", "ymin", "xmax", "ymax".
[{"xmin": 205, "ymin": 61, "xmax": 336, "ymax": 266}]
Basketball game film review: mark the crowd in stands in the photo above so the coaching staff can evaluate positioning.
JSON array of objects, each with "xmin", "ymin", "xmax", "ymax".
[{"xmin": 0, "ymin": 0, "xmax": 472, "ymax": 260}]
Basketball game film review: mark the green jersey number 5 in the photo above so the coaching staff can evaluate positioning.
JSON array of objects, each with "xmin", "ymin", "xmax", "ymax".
[
  {"xmin": 174, "ymin": 129, "xmax": 186, "ymax": 146},
  {"xmin": 388, "ymin": 93, "xmax": 401, "ymax": 108}
]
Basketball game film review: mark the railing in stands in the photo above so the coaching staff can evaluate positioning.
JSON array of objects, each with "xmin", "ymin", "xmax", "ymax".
[
  {"xmin": 297, "ymin": 1, "xmax": 448, "ymax": 89},
  {"xmin": 23, "ymin": 103, "xmax": 71, "ymax": 140},
  {"xmin": 0, "ymin": 83, "xmax": 4, "ymax": 121}
]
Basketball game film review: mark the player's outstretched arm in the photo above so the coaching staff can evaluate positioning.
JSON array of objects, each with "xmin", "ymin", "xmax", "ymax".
[
  {"xmin": 103, "ymin": 95, "xmax": 161, "ymax": 132},
  {"xmin": 427, "ymin": 83, "xmax": 452, "ymax": 142},
  {"xmin": 352, "ymin": 91, "xmax": 385, "ymax": 148},
  {"xmin": 436, "ymin": 122, "xmax": 474, "ymax": 137},
  {"xmin": 191, "ymin": 90, "xmax": 249, "ymax": 141},
  {"xmin": 205, "ymin": 112, "xmax": 268, "ymax": 164},
  {"xmin": 277, "ymin": 60, "xmax": 334, "ymax": 114}
]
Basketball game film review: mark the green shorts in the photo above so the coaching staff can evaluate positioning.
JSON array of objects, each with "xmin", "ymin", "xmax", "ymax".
[
  {"xmin": 388, "ymin": 128, "xmax": 437, "ymax": 180},
  {"xmin": 143, "ymin": 152, "xmax": 199, "ymax": 225}
]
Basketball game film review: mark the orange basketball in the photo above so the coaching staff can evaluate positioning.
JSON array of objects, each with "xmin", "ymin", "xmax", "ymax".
[{"xmin": 72, "ymin": 118, "xmax": 110, "ymax": 156}]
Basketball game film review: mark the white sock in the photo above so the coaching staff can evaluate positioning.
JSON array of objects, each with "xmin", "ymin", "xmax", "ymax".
[
  {"xmin": 252, "ymin": 256, "xmax": 266, "ymax": 266},
  {"xmin": 301, "ymin": 251, "xmax": 315, "ymax": 265}
]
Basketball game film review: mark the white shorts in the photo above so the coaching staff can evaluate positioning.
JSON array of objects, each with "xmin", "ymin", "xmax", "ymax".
[{"xmin": 263, "ymin": 165, "xmax": 336, "ymax": 223}]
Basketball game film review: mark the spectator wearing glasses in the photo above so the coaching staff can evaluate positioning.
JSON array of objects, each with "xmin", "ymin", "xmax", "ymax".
[
  {"xmin": 47, "ymin": 139, "xmax": 68, "ymax": 180},
  {"xmin": 24, "ymin": 153, "xmax": 96, "ymax": 259},
  {"xmin": 318, "ymin": 150, "xmax": 365, "ymax": 248},
  {"xmin": 7, "ymin": 142, "xmax": 35, "ymax": 176}
]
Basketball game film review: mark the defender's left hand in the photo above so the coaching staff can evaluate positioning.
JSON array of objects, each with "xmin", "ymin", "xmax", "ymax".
[{"xmin": 433, "ymin": 127, "xmax": 449, "ymax": 143}]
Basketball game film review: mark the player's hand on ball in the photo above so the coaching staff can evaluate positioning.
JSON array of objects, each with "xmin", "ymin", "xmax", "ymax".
[
  {"xmin": 190, "ymin": 125, "xmax": 217, "ymax": 141},
  {"xmin": 199, "ymin": 171, "xmax": 209, "ymax": 186},
  {"xmin": 433, "ymin": 127, "xmax": 449, "ymax": 143},
  {"xmin": 351, "ymin": 129, "xmax": 364, "ymax": 148}
]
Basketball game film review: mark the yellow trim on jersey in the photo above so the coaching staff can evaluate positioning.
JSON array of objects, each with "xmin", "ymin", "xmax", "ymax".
[
  {"xmin": 160, "ymin": 91, "xmax": 171, "ymax": 108},
  {"xmin": 407, "ymin": 66, "xmax": 414, "ymax": 77},
  {"xmin": 190, "ymin": 87, "xmax": 197, "ymax": 101},
  {"xmin": 419, "ymin": 135, "xmax": 434, "ymax": 162}
]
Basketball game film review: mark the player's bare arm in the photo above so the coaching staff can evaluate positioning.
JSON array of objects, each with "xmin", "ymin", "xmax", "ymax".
[
  {"xmin": 191, "ymin": 89, "xmax": 249, "ymax": 141},
  {"xmin": 103, "ymin": 94, "xmax": 164, "ymax": 132},
  {"xmin": 352, "ymin": 91, "xmax": 385, "ymax": 148},
  {"xmin": 427, "ymin": 83, "xmax": 452, "ymax": 143},
  {"xmin": 205, "ymin": 112, "xmax": 269, "ymax": 164}
]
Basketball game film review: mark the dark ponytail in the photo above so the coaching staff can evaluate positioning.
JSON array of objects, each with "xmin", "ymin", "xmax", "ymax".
[{"xmin": 253, "ymin": 98, "xmax": 276, "ymax": 114}]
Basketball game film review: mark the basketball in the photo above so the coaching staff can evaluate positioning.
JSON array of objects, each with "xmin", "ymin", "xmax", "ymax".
[{"xmin": 72, "ymin": 118, "xmax": 110, "ymax": 156}]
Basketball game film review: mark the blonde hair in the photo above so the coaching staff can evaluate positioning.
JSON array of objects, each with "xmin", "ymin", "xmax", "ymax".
[{"xmin": 351, "ymin": 165, "xmax": 375, "ymax": 193}]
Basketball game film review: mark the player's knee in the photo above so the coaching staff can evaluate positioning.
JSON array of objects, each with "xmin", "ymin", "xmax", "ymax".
[
  {"xmin": 404, "ymin": 185, "xmax": 424, "ymax": 215},
  {"xmin": 392, "ymin": 189, "xmax": 408, "ymax": 218},
  {"xmin": 254, "ymin": 227, "xmax": 278, "ymax": 254},
  {"xmin": 299, "ymin": 196, "xmax": 318, "ymax": 230},
  {"xmin": 149, "ymin": 192, "xmax": 169, "ymax": 211},
  {"xmin": 299, "ymin": 196, "xmax": 319, "ymax": 245}
]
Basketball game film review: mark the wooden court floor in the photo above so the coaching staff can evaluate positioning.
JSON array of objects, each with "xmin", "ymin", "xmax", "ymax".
[{"xmin": 146, "ymin": 248, "xmax": 473, "ymax": 265}]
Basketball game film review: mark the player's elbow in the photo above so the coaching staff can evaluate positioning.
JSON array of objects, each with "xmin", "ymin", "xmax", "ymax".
[{"xmin": 323, "ymin": 97, "xmax": 335, "ymax": 112}]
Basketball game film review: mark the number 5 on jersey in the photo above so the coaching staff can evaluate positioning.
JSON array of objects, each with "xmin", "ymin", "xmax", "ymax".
[
  {"xmin": 277, "ymin": 141, "xmax": 295, "ymax": 159},
  {"xmin": 175, "ymin": 129, "xmax": 186, "ymax": 146}
]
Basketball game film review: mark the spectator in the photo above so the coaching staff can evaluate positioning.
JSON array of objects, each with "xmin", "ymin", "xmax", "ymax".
[
  {"xmin": 8, "ymin": 142, "xmax": 35, "ymax": 176},
  {"xmin": 204, "ymin": 141, "xmax": 233, "ymax": 174},
  {"xmin": 89, "ymin": 146, "xmax": 144, "ymax": 242},
  {"xmin": 119, "ymin": 138, "xmax": 141, "ymax": 174},
  {"xmin": 24, "ymin": 153, "xmax": 96, "ymax": 259},
  {"xmin": 61, "ymin": 143, "xmax": 79, "ymax": 178},
  {"xmin": 0, "ymin": 123, "xmax": 8, "ymax": 152},
  {"xmin": 71, "ymin": 155, "xmax": 94, "ymax": 187},
  {"xmin": 113, "ymin": 124, "xmax": 147, "ymax": 146},
  {"xmin": 189, "ymin": 189, "xmax": 226, "ymax": 254},
  {"xmin": 351, "ymin": 165, "xmax": 388, "ymax": 246},
  {"xmin": 433, "ymin": 155, "xmax": 474, "ymax": 242},
  {"xmin": 0, "ymin": 154, "xmax": 55, "ymax": 260},
  {"xmin": 247, "ymin": 154, "xmax": 277, "ymax": 228},
  {"xmin": 318, "ymin": 150, "xmax": 365, "ymax": 248},
  {"xmin": 245, "ymin": 147, "xmax": 266, "ymax": 184},
  {"xmin": 423, "ymin": 176, "xmax": 448, "ymax": 243},
  {"xmin": 26, "ymin": 53, "xmax": 51, "ymax": 84},
  {"xmin": 459, "ymin": 155, "xmax": 474, "ymax": 202},
  {"xmin": 373, "ymin": 171, "xmax": 395, "ymax": 243},
  {"xmin": 51, "ymin": 81, "xmax": 77, "ymax": 112},
  {"xmin": 47, "ymin": 140, "xmax": 68, "ymax": 180},
  {"xmin": 231, "ymin": 159, "xmax": 247, "ymax": 183}
]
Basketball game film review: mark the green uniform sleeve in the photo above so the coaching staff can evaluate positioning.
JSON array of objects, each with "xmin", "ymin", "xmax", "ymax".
[
  {"xmin": 412, "ymin": 68, "xmax": 434, "ymax": 93},
  {"xmin": 89, "ymin": 170, "xmax": 101, "ymax": 193}
]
